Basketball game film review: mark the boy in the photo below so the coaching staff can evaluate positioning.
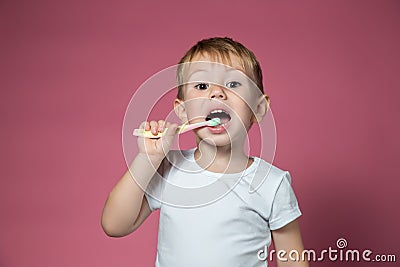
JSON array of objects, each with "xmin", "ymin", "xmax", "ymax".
[{"xmin": 102, "ymin": 37, "xmax": 309, "ymax": 267}]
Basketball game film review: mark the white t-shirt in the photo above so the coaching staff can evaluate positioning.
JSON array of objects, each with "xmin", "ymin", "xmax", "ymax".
[{"xmin": 145, "ymin": 148, "xmax": 302, "ymax": 267}]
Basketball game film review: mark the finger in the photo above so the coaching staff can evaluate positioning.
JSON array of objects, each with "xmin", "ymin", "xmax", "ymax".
[
  {"xmin": 149, "ymin": 121, "xmax": 158, "ymax": 134},
  {"xmin": 139, "ymin": 121, "xmax": 149, "ymax": 130},
  {"xmin": 158, "ymin": 120, "xmax": 165, "ymax": 132},
  {"xmin": 144, "ymin": 121, "xmax": 150, "ymax": 131}
]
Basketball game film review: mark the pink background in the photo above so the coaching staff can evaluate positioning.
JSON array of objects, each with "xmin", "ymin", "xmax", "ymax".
[{"xmin": 1, "ymin": 0, "xmax": 399, "ymax": 266}]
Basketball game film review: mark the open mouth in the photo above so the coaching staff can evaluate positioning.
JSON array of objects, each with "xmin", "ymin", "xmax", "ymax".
[{"xmin": 205, "ymin": 109, "xmax": 231, "ymax": 126}]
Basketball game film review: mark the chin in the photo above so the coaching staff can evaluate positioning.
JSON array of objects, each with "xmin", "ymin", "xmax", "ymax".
[{"xmin": 199, "ymin": 133, "xmax": 245, "ymax": 149}]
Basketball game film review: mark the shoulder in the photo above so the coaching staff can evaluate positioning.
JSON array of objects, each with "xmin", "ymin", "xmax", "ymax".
[
  {"xmin": 236, "ymin": 158, "xmax": 297, "ymax": 222},
  {"xmin": 244, "ymin": 158, "xmax": 297, "ymax": 209},
  {"xmin": 248, "ymin": 158, "xmax": 291, "ymax": 192},
  {"xmin": 258, "ymin": 159, "xmax": 288, "ymax": 180}
]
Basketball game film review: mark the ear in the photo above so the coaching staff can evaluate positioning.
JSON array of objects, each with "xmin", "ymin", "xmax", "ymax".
[
  {"xmin": 251, "ymin": 94, "xmax": 270, "ymax": 123},
  {"xmin": 174, "ymin": 98, "xmax": 188, "ymax": 123}
]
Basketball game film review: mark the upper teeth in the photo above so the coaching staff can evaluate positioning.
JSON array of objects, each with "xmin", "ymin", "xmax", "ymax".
[{"xmin": 210, "ymin": 109, "xmax": 224, "ymax": 114}]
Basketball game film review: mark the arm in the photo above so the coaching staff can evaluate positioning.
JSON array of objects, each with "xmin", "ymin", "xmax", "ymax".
[
  {"xmin": 101, "ymin": 154, "xmax": 159, "ymax": 237},
  {"xmin": 101, "ymin": 121, "xmax": 178, "ymax": 237},
  {"xmin": 272, "ymin": 219, "xmax": 310, "ymax": 267}
]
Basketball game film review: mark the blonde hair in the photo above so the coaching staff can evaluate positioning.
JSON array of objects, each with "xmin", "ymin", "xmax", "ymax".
[{"xmin": 176, "ymin": 37, "xmax": 264, "ymax": 99}]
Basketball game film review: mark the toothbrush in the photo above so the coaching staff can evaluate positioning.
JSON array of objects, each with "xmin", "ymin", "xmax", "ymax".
[{"xmin": 133, "ymin": 118, "xmax": 221, "ymax": 138}]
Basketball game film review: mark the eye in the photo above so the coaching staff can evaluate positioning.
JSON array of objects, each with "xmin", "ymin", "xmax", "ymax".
[
  {"xmin": 226, "ymin": 81, "xmax": 242, "ymax": 88},
  {"xmin": 194, "ymin": 83, "xmax": 210, "ymax": 90}
]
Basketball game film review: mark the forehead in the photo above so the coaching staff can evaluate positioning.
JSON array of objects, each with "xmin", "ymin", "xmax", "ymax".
[
  {"xmin": 189, "ymin": 52, "xmax": 245, "ymax": 71},
  {"xmin": 181, "ymin": 53, "xmax": 248, "ymax": 82}
]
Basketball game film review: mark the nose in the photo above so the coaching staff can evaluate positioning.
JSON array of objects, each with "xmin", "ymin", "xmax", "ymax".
[{"xmin": 209, "ymin": 84, "xmax": 227, "ymax": 100}]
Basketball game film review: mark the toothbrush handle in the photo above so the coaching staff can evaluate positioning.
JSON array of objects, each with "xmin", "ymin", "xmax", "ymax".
[
  {"xmin": 132, "ymin": 126, "xmax": 183, "ymax": 138},
  {"xmin": 133, "ymin": 121, "xmax": 208, "ymax": 138},
  {"xmin": 132, "ymin": 128, "xmax": 168, "ymax": 138},
  {"xmin": 177, "ymin": 123, "xmax": 199, "ymax": 134}
]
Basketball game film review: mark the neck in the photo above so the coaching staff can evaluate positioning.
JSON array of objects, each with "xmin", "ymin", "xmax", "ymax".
[{"xmin": 194, "ymin": 138, "xmax": 253, "ymax": 173}]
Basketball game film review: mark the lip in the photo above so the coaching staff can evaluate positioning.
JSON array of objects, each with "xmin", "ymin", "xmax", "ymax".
[{"xmin": 207, "ymin": 119, "xmax": 230, "ymax": 134}]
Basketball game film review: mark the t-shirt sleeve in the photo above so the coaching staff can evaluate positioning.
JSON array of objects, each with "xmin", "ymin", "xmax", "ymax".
[
  {"xmin": 269, "ymin": 171, "xmax": 302, "ymax": 230},
  {"xmin": 144, "ymin": 157, "xmax": 168, "ymax": 211}
]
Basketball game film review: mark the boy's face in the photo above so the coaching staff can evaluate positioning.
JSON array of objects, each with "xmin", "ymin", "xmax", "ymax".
[{"xmin": 174, "ymin": 53, "xmax": 268, "ymax": 146}]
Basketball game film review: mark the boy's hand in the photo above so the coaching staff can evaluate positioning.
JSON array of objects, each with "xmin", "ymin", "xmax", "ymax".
[{"xmin": 137, "ymin": 120, "xmax": 178, "ymax": 163}]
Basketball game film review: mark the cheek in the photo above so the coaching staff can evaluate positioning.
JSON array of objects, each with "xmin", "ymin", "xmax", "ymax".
[
  {"xmin": 232, "ymin": 94, "xmax": 256, "ymax": 116},
  {"xmin": 235, "ymin": 86, "xmax": 261, "ymax": 108},
  {"xmin": 185, "ymin": 89, "xmax": 204, "ymax": 100},
  {"xmin": 237, "ymin": 104, "xmax": 256, "ymax": 128},
  {"xmin": 183, "ymin": 98, "xmax": 207, "ymax": 119}
]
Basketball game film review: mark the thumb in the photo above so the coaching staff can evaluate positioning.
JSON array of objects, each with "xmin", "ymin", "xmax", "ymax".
[
  {"xmin": 160, "ymin": 123, "xmax": 178, "ymax": 153},
  {"xmin": 164, "ymin": 123, "xmax": 178, "ymax": 137}
]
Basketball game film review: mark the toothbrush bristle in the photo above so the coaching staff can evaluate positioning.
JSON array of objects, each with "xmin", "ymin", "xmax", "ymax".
[{"xmin": 209, "ymin": 118, "xmax": 221, "ymax": 126}]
